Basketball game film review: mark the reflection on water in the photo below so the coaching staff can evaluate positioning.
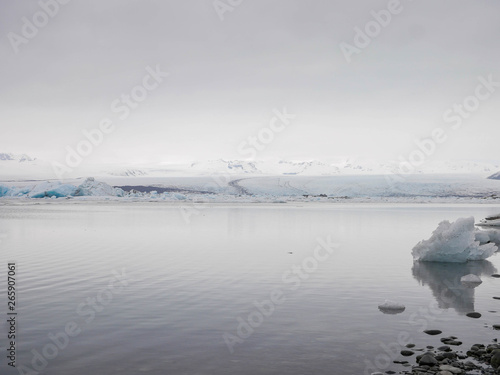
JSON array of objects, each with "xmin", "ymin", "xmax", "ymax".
[
  {"xmin": 412, "ymin": 261, "xmax": 497, "ymax": 314},
  {"xmin": 2, "ymin": 203, "xmax": 500, "ymax": 375}
]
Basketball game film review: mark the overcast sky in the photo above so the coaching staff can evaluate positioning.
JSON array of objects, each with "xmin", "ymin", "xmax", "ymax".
[{"xmin": 1, "ymin": 0, "xmax": 499, "ymax": 166}]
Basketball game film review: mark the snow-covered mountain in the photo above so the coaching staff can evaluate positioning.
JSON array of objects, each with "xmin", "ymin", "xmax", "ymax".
[
  {"xmin": 275, "ymin": 160, "xmax": 339, "ymax": 175},
  {"xmin": 107, "ymin": 169, "xmax": 149, "ymax": 177},
  {"xmin": 0, "ymin": 153, "xmax": 53, "ymax": 180},
  {"xmin": 488, "ymin": 171, "xmax": 500, "ymax": 180},
  {"xmin": 183, "ymin": 159, "xmax": 500, "ymax": 177},
  {"xmin": 1, "ymin": 152, "xmax": 499, "ymax": 181},
  {"xmin": 0, "ymin": 153, "xmax": 36, "ymax": 162},
  {"xmin": 189, "ymin": 160, "xmax": 261, "ymax": 174}
]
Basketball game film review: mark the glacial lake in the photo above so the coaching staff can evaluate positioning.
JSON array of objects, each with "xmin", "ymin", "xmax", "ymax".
[{"xmin": 1, "ymin": 202, "xmax": 500, "ymax": 375}]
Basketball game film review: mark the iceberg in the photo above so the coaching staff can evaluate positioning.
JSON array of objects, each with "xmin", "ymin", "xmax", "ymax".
[
  {"xmin": 412, "ymin": 217, "xmax": 498, "ymax": 263},
  {"xmin": 28, "ymin": 181, "xmax": 77, "ymax": 198},
  {"xmin": 0, "ymin": 178, "xmax": 126, "ymax": 199},
  {"xmin": 0, "ymin": 185, "xmax": 11, "ymax": 197},
  {"xmin": 172, "ymin": 193, "xmax": 187, "ymax": 200},
  {"xmin": 74, "ymin": 177, "xmax": 121, "ymax": 197}
]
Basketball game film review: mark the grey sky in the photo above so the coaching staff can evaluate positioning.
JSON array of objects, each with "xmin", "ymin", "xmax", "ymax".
[{"xmin": 1, "ymin": 0, "xmax": 499, "ymax": 166}]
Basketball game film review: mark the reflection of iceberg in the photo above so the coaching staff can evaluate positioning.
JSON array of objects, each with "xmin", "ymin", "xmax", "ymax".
[
  {"xmin": 412, "ymin": 261, "xmax": 497, "ymax": 314},
  {"xmin": 412, "ymin": 217, "xmax": 498, "ymax": 262}
]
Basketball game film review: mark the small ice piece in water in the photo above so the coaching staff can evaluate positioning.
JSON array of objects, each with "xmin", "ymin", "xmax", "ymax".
[
  {"xmin": 378, "ymin": 300, "xmax": 405, "ymax": 314},
  {"xmin": 460, "ymin": 274, "xmax": 482, "ymax": 288},
  {"xmin": 461, "ymin": 274, "xmax": 483, "ymax": 288},
  {"xmin": 412, "ymin": 217, "xmax": 498, "ymax": 263}
]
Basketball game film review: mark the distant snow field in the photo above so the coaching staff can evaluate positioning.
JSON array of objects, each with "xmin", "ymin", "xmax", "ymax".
[
  {"xmin": 0, "ymin": 153, "xmax": 499, "ymax": 203},
  {"xmin": 0, "ymin": 174, "xmax": 499, "ymax": 204}
]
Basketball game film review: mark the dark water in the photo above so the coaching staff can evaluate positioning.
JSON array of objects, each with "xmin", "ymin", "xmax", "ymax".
[{"xmin": 1, "ymin": 202, "xmax": 500, "ymax": 375}]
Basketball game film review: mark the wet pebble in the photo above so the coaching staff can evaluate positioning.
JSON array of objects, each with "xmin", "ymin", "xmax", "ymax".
[
  {"xmin": 466, "ymin": 312, "xmax": 482, "ymax": 318},
  {"xmin": 424, "ymin": 329, "xmax": 442, "ymax": 335},
  {"xmin": 417, "ymin": 352, "xmax": 438, "ymax": 366}
]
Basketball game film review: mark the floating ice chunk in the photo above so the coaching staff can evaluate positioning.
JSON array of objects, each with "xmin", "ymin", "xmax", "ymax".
[
  {"xmin": 28, "ymin": 181, "xmax": 77, "ymax": 198},
  {"xmin": 0, "ymin": 185, "xmax": 11, "ymax": 197},
  {"xmin": 378, "ymin": 300, "xmax": 405, "ymax": 314},
  {"xmin": 476, "ymin": 228, "xmax": 500, "ymax": 247},
  {"xmin": 461, "ymin": 274, "xmax": 481, "ymax": 283},
  {"xmin": 172, "ymin": 193, "xmax": 187, "ymax": 200},
  {"xmin": 475, "ymin": 230, "xmax": 491, "ymax": 244},
  {"xmin": 74, "ymin": 177, "xmax": 117, "ymax": 196},
  {"xmin": 114, "ymin": 187, "xmax": 125, "ymax": 197},
  {"xmin": 412, "ymin": 217, "xmax": 498, "ymax": 263},
  {"xmin": 460, "ymin": 274, "xmax": 482, "ymax": 288}
]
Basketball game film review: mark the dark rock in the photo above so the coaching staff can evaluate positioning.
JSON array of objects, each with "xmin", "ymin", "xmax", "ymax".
[
  {"xmin": 418, "ymin": 353, "xmax": 438, "ymax": 366},
  {"xmin": 400, "ymin": 350, "xmax": 414, "ymax": 357},
  {"xmin": 442, "ymin": 352, "xmax": 457, "ymax": 359},
  {"xmin": 424, "ymin": 329, "xmax": 442, "ymax": 335},
  {"xmin": 440, "ymin": 337, "xmax": 462, "ymax": 346},
  {"xmin": 491, "ymin": 350, "xmax": 500, "ymax": 368},
  {"xmin": 492, "ymin": 274, "xmax": 500, "ymax": 278},
  {"xmin": 487, "ymin": 344, "xmax": 500, "ymax": 353},
  {"xmin": 446, "ymin": 340, "xmax": 462, "ymax": 346},
  {"xmin": 466, "ymin": 312, "xmax": 482, "ymax": 318}
]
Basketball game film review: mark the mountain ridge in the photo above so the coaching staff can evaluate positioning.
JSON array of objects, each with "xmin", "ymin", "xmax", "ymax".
[{"xmin": 1, "ymin": 153, "xmax": 499, "ymax": 179}]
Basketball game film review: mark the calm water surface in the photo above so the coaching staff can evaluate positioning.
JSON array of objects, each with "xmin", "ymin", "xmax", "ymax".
[{"xmin": 1, "ymin": 202, "xmax": 500, "ymax": 375}]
